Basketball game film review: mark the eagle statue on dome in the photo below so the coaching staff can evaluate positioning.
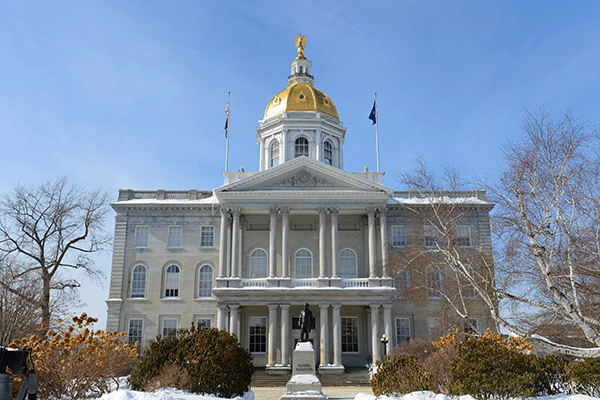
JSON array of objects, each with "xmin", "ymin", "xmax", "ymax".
[{"xmin": 295, "ymin": 34, "xmax": 307, "ymax": 59}]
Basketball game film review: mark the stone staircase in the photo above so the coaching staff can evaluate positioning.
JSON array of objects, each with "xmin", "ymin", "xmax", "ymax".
[{"xmin": 251, "ymin": 367, "xmax": 371, "ymax": 387}]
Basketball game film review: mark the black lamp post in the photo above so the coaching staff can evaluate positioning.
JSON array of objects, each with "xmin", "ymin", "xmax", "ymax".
[{"xmin": 380, "ymin": 334, "xmax": 389, "ymax": 357}]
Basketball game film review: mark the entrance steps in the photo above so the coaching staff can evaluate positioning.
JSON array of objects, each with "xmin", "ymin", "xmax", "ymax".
[{"xmin": 251, "ymin": 367, "xmax": 371, "ymax": 387}]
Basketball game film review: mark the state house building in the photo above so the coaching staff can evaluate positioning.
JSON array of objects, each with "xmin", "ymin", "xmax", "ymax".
[{"xmin": 105, "ymin": 38, "xmax": 494, "ymax": 372}]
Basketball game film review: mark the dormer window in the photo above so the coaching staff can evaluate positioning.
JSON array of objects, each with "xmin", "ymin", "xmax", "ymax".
[
  {"xmin": 295, "ymin": 137, "xmax": 309, "ymax": 158},
  {"xmin": 324, "ymin": 140, "xmax": 333, "ymax": 165},
  {"xmin": 270, "ymin": 141, "xmax": 279, "ymax": 167}
]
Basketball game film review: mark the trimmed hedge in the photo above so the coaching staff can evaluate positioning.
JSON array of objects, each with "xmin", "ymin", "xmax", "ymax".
[{"xmin": 129, "ymin": 326, "xmax": 253, "ymax": 398}]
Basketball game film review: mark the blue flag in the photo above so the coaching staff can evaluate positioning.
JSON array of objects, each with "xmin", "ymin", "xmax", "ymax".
[{"xmin": 369, "ymin": 99, "xmax": 377, "ymax": 125}]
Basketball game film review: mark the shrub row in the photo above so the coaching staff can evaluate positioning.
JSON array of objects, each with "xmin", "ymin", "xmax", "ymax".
[{"xmin": 371, "ymin": 330, "xmax": 600, "ymax": 400}]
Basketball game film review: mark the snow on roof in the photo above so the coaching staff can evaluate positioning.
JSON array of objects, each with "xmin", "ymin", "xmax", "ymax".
[{"xmin": 390, "ymin": 196, "xmax": 489, "ymax": 205}]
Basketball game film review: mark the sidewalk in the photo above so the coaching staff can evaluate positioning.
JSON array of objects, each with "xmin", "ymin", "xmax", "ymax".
[{"xmin": 251, "ymin": 386, "xmax": 370, "ymax": 400}]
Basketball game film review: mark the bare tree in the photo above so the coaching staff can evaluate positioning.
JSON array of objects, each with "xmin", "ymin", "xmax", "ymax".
[
  {"xmin": 0, "ymin": 178, "xmax": 110, "ymax": 331},
  {"xmin": 395, "ymin": 110, "xmax": 600, "ymax": 357},
  {"xmin": 394, "ymin": 158, "xmax": 497, "ymax": 339},
  {"xmin": 490, "ymin": 109, "xmax": 600, "ymax": 355}
]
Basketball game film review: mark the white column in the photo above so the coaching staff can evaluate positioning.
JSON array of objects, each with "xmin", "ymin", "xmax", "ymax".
[
  {"xmin": 231, "ymin": 209, "xmax": 241, "ymax": 278},
  {"xmin": 332, "ymin": 304, "xmax": 342, "ymax": 367},
  {"xmin": 219, "ymin": 208, "xmax": 228, "ymax": 278},
  {"xmin": 238, "ymin": 215, "xmax": 244, "ymax": 278},
  {"xmin": 367, "ymin": 209, "xmax": 377, "ymax": 278},
  {"xmin": 267, "ymin": 304, "xmax": 278, "ymax": 367},
  {"xmin": 318, "ymin": 208, "xmax": 327, "ymax": 278},
  {"xmin": 217, "ymin": 305, "xmax": 228, "ymax": 331},
  {"xmin": 226, "ymin": 215, "xmax": 232, "ymax": 277},
  {"xmin": 229, "ymin": 304, "xmax": 240, "ymax": 339},
  {"xmin": 370, "ymin": 304, "xmax": 381, "ymax": 363},
  {"xmin": 281, "ymin": 304, "xmax": 291, "ymax": 366},
  {"xmin": 379, "ymin": 209, "xmax": 389, "ymax": 278},
  {"xmin": 319, "ymin": 304, "xmax": 329, "ymax": 367},
  {"xmin": 269, "ymin": 208, "xmax": 278, "ymax": 278},
  {"xmin": 281, "ymin": 208, "xmax": 290, "ymax": 278},
  {"xmin": 330, "ymin": 209, "xmax": 339, "ymax": 278},
  {"xmin": 383, "ymin": 304, "xmax": 393, "ymax": 352}
]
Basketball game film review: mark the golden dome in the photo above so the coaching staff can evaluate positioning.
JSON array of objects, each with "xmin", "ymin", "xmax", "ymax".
[{"xmin": 264, "ymin": 83, "xmax": 339, "ymax": 120}]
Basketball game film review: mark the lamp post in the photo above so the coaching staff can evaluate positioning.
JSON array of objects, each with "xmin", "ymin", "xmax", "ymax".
[{"xmin": 380, "ymin": 334, "xmax": 389, "ymax": 357}]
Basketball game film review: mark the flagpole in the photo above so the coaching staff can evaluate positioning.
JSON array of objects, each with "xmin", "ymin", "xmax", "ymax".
[
  {"xmin": 225, "ymin": 92, "xmax": 230, "ymax": 172},
  {"xmin": 375, "ymin": 93, "xmax": 380, "ymax": 172}
]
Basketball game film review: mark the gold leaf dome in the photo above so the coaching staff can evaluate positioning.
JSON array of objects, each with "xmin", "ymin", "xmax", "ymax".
[{"xmin": 264, "ymin": 83, "xmax": 339, "ymax": 120}]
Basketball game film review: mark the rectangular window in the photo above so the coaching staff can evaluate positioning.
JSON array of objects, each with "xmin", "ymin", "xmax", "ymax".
[
  {"xmin": 162, "ymin": 318, "xmax": 178, "ymax": 337},
  {"xmin": 391, "ymin": 225, "xmax": 406, "ymax": 247},
  {"xmin": 134, "ymin": 226, "xmax": 149, "ymax": 248},
  {"xmin": 455, "ymin": 226, "xmax": 471, "ymax": 247},
  {"xmin": 197, "ymin": 318, "xmax": 212, "ymax": 329},
  {"xmin": 200, "ymin": 226, "xmax": 215, "ymax": 247},
  {"xmin": 395, "ymin": 317, "xmax": 411, "ymax": 344},
  {"xmin": 249, "ymin": 317, "xmax": 267, "ymax": 353},
  {"xmin": 424, "ymin": 226, "xmax": 437, "ymax": 248},
  {"xmin": 341, "ymin": 317, "xmax": 359, "ymax": 353},
  {"xmin": 168, "ymin": 226, "xmax": 182, "ymax": 247},
  {"xmin": 395, "ymin": 269, "xmax": 411, "ymax": 291},
  {"xmin": 128, "ymin": 318, "xmax": 143, "ymax": 346}
]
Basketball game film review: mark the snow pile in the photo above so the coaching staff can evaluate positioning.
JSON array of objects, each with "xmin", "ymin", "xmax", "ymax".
[
  {"xmin": 98, "ymin": 388, "xmax": 254, "ymax": 400},
  {"xmin": 354, "ymin": 392, "xmax": 597, "ymax": 400}
]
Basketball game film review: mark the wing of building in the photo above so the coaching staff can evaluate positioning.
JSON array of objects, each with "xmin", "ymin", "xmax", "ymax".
[{"xmin": 105, "ymin": 38, "xmax": 495, "ymax": 373}]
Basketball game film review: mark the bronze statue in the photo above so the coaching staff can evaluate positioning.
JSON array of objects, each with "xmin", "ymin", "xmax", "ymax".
[{"xmin": 299, "ymin": 303, "xmax": 312, "ymax": 342}]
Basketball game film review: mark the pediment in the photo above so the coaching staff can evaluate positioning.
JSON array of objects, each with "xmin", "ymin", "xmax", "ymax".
[{"xmin": 215, "ymin": 157, "xmax": 392, "ymax": 195}]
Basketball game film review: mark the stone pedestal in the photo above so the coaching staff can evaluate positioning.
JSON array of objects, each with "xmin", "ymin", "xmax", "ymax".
[{"xmin": 280, "ymin": 342, "xmax": 328, "ymax": 400}]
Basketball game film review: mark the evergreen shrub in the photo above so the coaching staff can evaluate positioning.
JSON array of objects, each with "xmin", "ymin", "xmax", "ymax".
[
  {"xmin": 370, "ymin": 355, "xmax": 433, "ymax": 396},
  {"xmin": 447, "ymin": 335, "xmax": 566, "ymax": 400},
  {"xmin": 129, "ymin": 325, "xmax": 253, "ymax": 398},
  {"xmin": 571, "ymin": 357, "xmax": 600, "ymax": 397}
]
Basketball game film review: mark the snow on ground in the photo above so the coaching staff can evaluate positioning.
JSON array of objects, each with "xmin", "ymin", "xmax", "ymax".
[
  {"xmin": 99, "ymin": 388, "xmax": 254, "ymax": 400},
  {"xmin": 99, "ymin": 389, "xmax": 597, "ymax": 400},
  {"xmin": 354, "ymin": 392, "xmax": 597, "ymax": 400}
]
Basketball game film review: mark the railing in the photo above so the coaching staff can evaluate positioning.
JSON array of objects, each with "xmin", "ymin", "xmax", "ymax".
[
  {"xmin": 118, "ymin": 189, "xmax": 213, "ymax": 201},
  {"xmin": 291, "ymin": 279, "xmax": 318, "ymax": 288},
  {"xmin": 341, "ymin": 278, "xmax": 369, "ymax": 288},
  {"xmin": 241, "ymin": 279, "xmax": 268, "ymax": 288}
]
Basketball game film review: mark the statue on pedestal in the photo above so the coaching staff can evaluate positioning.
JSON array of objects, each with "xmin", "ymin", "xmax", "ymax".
[{"xmin": 299, "ymin": 303, "xmax": 312, "ymax": 342}]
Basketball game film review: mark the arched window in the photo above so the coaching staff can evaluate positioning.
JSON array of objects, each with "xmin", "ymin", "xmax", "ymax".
[
  {"xmin": 323, "ymin": 140, "xmax": 333, "ymax": 165},
  {"xmin": 270, "ymin": 141, "xmax": 279, "ymax": 167},
  {"xmin": 295, "ymin": 249, "xmax": 313, "ymax": 279},
  {"xmin": 339, "ymin": 248, "xmax": 357, "ymax": 278},
  {"xmin": 164, "ymin": 264, "xmax": 180, "ymax": 297},
  {"xmin": 295, "ymin": 137, "xmax": 309, "ymax": 158},
  {"xmin": 426, "ymin": 265, "xmax": 443, "ymax": 298},
  {"xmin": 198, "ymin": 265, "xmax": 213, "ymax": 298},
  {"xmin": 250, "ymin": 249, "xmax": 268, "ymax": 279},
  {"xmin": 131, "ymin": 265, "xmax": 147, "ymax": 298}
]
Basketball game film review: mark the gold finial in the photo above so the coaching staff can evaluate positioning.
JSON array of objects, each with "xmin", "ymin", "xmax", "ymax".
[{"xmin": 295, "ymin": 34, "xmax": 307, "ymax": 59}]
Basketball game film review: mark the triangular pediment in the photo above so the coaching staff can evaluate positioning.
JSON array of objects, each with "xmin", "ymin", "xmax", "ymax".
[{"xmin": 215, "ymin": 157, "xmax": 393, "ymax": 197}]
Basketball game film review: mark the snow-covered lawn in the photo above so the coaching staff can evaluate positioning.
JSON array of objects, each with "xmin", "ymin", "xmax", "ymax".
[{"xmin": 99, "ymin": 388, "xmax": 597, "ymax": 400}]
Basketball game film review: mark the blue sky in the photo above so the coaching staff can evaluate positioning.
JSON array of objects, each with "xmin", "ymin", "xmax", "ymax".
[{"xmin": 1, "ymin": 1, "xmax": 599, "ymax": 328}]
